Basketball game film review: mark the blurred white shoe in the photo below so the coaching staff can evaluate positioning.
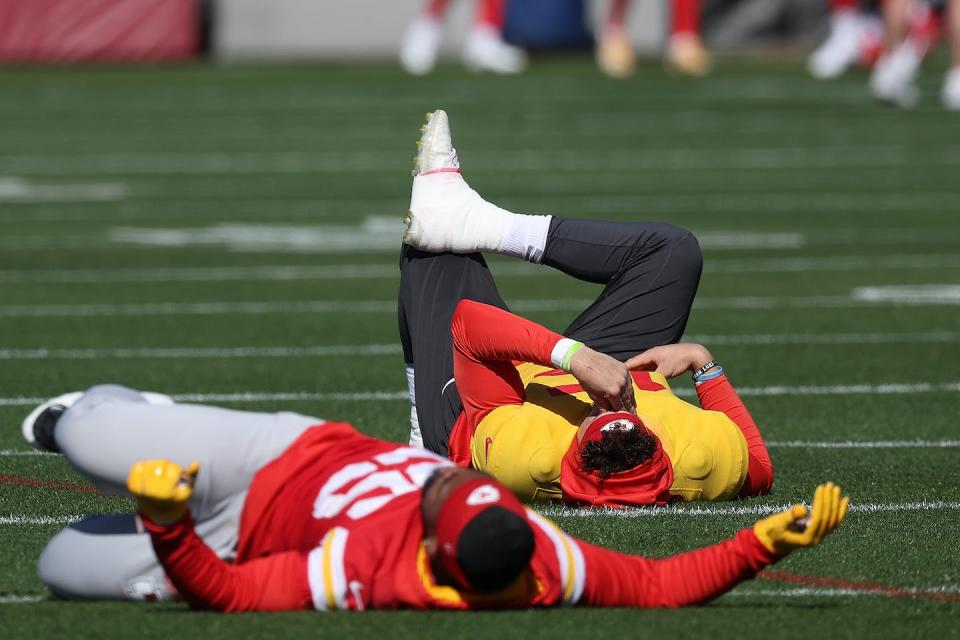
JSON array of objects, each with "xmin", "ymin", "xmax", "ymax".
[
  {"xmin": 462, "ymin": 26, "xmax": 527, "ymax": 74},
  {"xmin": 405, "ymin": 110, "xmax": 513, "ymax": 254},
  {"xmin": 21, "ymin": 390, "xmax": 173, "ymax": 452},
  {"xmin": 870, "ymin": 42, "xmax": 922, "ymax": 108},
  {"xmin": 400, "ymin": 16, "xmax": 443, "ymax": 76},
  {"xmin": 596, "ymin": 27, "xmax": 636, "ymax": 78},
  {"xmin": 942, "ymin": 67, "xmax": 960, "ymax": 111},
  {"xmin": 666, "ymin": 33, "xmax": 712, "ymax": 77},
  {"xmin": 808, "ymin": 10, "xmax": 864, "ymax": 79}
]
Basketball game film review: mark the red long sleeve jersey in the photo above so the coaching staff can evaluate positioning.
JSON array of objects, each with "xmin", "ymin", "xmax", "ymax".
[{"xmin": 145, "ymin": 423, "xmax": 779, "ymax": 612}]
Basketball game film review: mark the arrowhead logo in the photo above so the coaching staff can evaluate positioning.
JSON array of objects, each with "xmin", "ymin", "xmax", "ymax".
[{"xmin": 466, "ymin": 484, "xmax": 500, "ymax": 506}]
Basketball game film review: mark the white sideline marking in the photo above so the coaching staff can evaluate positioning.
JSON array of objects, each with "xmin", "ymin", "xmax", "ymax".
[
  {"xmin": 853, "ymin": 285, "xmax": 960, "ymax": 305},
  {"xmin": 727, "ymin": 586, "xmax": 960, "ymax": 599},
  {"xmin": 766, "ymin": 440, "xmax": 960, "ymax": 449},
  {"xmin": 1, "ymin": 332, "xmax": 954, "ymax": 362},
  {"xmin": 110, "ymin": 218, "xmax": 403, "ymax": 253},
  {"xmin": 0, "ymin": 176, "xmax": 126, "ymax": 202},
  {"xmin": 1, "ymin": 381, "xmax": 958, "ymax": 408},
  {"xmin": 0, "ymin": 391, "xmax": 407, "ymax": 407},
  {"xmin": 0, "ymin": 450, "xmax": 57, "ymax": 457},
  {"xmin": 0, "ymin": 595, "xmax": 45, "ymax": 604},
  {"xmin": 2, "ymin": 292, "xmax": 958, "ymax": 318},
  {"xmin": 107, "ymin": 227, "xmax": 807, "ymax": 254},
  {"xmin": 537, "ymin": 501, "xmax": 960, "ymax": 519},
  {"xmin": 0, "ymin": 515, "xmax": 81, "ymax": 525},
  {"xmin": 0, "ymin": 146, "xmax": 955, "ymax": 175},
  {"xmin": 0, "ymin": 344, "xmax": 402, "ymax": 361},
  {"xmin": 5, "ymin": 254, "xmax": 960, "ymax": 285}
]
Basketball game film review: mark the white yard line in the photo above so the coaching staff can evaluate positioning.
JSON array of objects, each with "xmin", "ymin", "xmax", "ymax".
[
  {"xmin": 1, "ymin": 381, "xmax": 958, "ymax": 408},
  {"xmin": 766, "ymin": 440, "xmax": 960, "ymax": 449},
  {"xmin": 0, "ymin": 146, "xmax": 953, "ymax": 175},
  {"xmin": 3, "ymin": 440, "xmax": 956, "ymax": 458},
  {"xmin": 853, "ymin": 285, "xmax": 960, "ymax": 305},
  {"xmin": 0, "ymin": 391, "xmax": 407, "ymax": 407},
  {"xmin": 3, "ymin": 254, "xmax": 960, "ymax": 284},
  {"xmin": 536, "ymin": 500, "xmax": 960, "ymax": 519},
  {"xmin": 726, "ymin": 586, "xmax": 960, "ymax": 599},
  {"xmin": 0, "ymin": 344, "xmax": 402, "ymax": 361},
  {"xmin": 1, "ymin": 332, "xmax": 954, "ymax": 362},
  {"xmin": 3, "ymin": 291, "xmax": 959, "ymax": 318},
  {"xmin": 0, "ymin": 515, "xmax": 82, "ymax": 525},
  {"xmin": 0, "ymin": 595, "xmax": 45, "ymax": 604}
]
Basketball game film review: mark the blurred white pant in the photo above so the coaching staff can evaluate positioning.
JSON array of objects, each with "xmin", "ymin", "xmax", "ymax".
[{"xmin": 38, "ymin": 384, "xmax": 319, "ymax": 600}]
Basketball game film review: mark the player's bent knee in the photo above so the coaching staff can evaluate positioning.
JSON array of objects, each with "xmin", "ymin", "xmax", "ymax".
[{"xmin": 670, "ymin": 232, "xmax": 704, "ymax": 284}]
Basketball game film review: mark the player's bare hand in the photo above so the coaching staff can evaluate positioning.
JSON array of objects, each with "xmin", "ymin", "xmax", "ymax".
[
  {"xmin": 569, "ymin": 347, "xmax": 636, "ymax": 412},
  {"xmin": 127, "ymin": 459, "xmax": 200, "ymax": 525},
  {"xmin": 625, "ymin": 343, "xmax": 714, "ymax": 379},
  {"xmin": 753, "ymin": 482, "xmax": 850, "ymax": 555}
]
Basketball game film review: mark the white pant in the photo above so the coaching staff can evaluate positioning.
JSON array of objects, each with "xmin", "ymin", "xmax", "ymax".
[{"xmin": 38, "ymin": 384, "xmax": 319, "ymax": 600}]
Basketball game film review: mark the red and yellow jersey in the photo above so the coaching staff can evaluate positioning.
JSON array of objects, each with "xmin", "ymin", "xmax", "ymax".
[
  {"xmin": 143, "ymin": 421, "xmax": 779, "ymax": 612},
  {"xmin": 447, "ymin": 300, "xmax": 773, "ymax": 506},
  {"xmin": 471, "ymin": 365, "xmax": 748, "ymax": 503}
]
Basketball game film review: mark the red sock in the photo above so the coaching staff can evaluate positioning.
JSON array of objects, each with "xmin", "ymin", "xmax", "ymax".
[
  {"xmin": 425, "ymin": 0, "xmax": 450, "ymax": 20},
  {"xmin": 475, "ymin": 0, "xmax": 505, "ymax": 29},
  {"xmin": 670, "ymin": 0, "xmax": 701, "ymax": 38},
  {"xmin": 607, "ymin": 0, "xmax": 630, "ymax": 29},
  {"xmin": 831, "ymin": 0, "xmax": 859, "ymax": 11}
]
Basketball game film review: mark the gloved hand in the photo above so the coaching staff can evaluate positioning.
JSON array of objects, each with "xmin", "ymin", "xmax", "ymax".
[
  {"xmin": 126, "ymin": 459, "xmax": 200, "ymax": 525},
  {"xmin": 753, "ymin": 482, "xmax": 849, "ymax": 555}
]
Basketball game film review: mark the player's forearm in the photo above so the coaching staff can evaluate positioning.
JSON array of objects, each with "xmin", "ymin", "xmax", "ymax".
[
  {"xmin": 696, "ymin": 375, "xmax": 774, "ymax": 495},
  {"xmin": 144, "ymin": 513, "xmax": 312, "ymax": 612},
  {"xmin": 451, "ymin": 299, "xmax": 563, "ymax": 366},
  {"xmin": 581, "ymin": 529, "xmax": 778, "ymax": 608}
]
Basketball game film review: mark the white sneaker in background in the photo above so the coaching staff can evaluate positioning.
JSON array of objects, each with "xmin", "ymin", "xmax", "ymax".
[
  {"xmin": 870, "ymin": 41, "xmax": 922, "ymax": 108},
  {"xmin": 462, "ymin": 25, "xmax": 527, "ymax": 74},
  {"xmin": 808, "ymin": 10, "xmax": 865, "ymax": 79},
  {"xmin": 942, "ymin": 67, "xmax": 960, "ymax": 111},
  {"xmin": 400, "ymin": 16, "xmax": 443, "ymax": 76}
]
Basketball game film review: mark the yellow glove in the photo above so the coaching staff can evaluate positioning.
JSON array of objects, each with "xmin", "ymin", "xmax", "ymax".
[
  {"xmin": 126, "ymin": 459, "xmax": 200, "ymax": 525},
  {"xmin": 753, "ymin": 482, "xmax": 850, "ymax": 555}
]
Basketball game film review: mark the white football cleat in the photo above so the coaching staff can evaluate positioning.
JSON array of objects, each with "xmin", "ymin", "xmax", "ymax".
[
  {"xmin": 942, "ymin": 67, "xmax": 960, "ymax": 111},
  {"xmin": 462, "ymin": 26, "xmax": 527, "ymax": 74},
  {"xmin": 808, "ymin": 10, "xmax": 865, "ymax": 80},
  {"xmin": 22, "ymin": 390, "xmax": 174, "ymax": 452},
  {"xmin": 404, "ymin": 110, "xmax": 513, "ymax": 254},
  {"xmin": 400, "ymin": 15, "xmax": 443, "ymax": 76},
  {"xmin": 870, "ymin": 42, "xmax": 922, "ymax": 108}
]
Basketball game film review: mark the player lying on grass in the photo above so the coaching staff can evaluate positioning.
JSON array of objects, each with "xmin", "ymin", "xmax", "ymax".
[
  {"xmin": 23, "ymin": 385, "xmax": 847, "ymax": 610},
  {"xmin": 399, "ymin": 110, "xmax": 773, "ymax": 506}
]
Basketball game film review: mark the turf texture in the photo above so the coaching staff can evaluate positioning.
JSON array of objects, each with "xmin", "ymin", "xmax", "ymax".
[{"xmin": 0, "ymin": 57, "xmax": 958, "ymax": 638}]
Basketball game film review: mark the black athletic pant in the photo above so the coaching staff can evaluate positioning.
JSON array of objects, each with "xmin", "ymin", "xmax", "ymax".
[{"xmin": 398, "ymin": 218, "xmax": 703, "ymax": 456}]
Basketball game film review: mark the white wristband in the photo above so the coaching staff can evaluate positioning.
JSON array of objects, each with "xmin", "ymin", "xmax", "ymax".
[{"xmin": 551, "ymin": 338, "xmax": 583, "ymax": 371}]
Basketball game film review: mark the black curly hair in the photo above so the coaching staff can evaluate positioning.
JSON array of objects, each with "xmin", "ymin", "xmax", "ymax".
[{"xmin": 579, "ymin": 427, "xmax": 657, "ymax": 478}]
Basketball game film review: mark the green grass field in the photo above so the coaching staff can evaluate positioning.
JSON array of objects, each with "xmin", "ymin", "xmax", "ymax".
[{"xmin": 1, "ymin": 58, "xmax": 958, "ymax": 638}]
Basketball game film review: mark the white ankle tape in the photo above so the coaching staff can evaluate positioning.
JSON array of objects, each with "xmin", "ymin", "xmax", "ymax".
[{"xmin": 499, "ymin": 214, "xmax": 552, "ymax": 263}]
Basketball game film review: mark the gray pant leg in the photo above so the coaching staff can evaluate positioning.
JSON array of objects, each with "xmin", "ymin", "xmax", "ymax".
[
  {"xmin": 42, "ymin": 384, "xmax": 321, "ymax": 600},
  {"xmin": 55, "ymin": 384, "xmax": 318, "ymax": 518},
  {"xmin": 38, "ymin": 504, "xmax": 242, "ymax": 601}
]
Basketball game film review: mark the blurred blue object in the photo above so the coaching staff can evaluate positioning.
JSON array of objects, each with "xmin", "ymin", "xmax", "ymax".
[{"xmin": 503, "ymin": 0, "xmax": 592, "ymax": 50}]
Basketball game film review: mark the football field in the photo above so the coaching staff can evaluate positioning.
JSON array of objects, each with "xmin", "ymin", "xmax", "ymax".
[{"xmin": 1, "ymin": 59, "xmax": 958, "ymax": 638}]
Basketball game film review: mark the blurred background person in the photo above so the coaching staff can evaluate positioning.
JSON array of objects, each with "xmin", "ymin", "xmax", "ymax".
[
  {"xmin": 869, "ymin": 0, "xmax": 956, "ymax": 107},
  {"xmin": 400, "ymin": 0, "xmax": 528, "ymax": 74},
  {"xmin": 596, "ymin": 0, "xmax": 712, "ymax": 78},
  {"xmin": 807, "ymin": 0, "xmax": 885, "ymax": 79}
]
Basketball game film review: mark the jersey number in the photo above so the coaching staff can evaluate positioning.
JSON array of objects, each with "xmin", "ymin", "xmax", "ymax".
[{"xmin": 312, "ymin": 447, "xmax": 450, "ymax": 521}]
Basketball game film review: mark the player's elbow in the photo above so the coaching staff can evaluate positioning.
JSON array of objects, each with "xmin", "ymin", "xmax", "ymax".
[{"xmin": 450, "ymin": 299, "xmax": 480, "ymax": 348}]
